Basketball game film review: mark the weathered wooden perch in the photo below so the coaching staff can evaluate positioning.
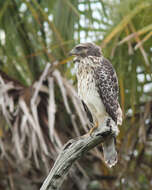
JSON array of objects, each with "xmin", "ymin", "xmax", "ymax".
[{"xmin": 40, "ymin": 116, "xmax": 119, "ymax": 190}]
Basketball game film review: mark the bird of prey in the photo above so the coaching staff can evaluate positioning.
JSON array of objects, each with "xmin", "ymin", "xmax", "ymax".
[{"xmin": 69, "ymin": 42, "xmax": 122, "ymax": 167}]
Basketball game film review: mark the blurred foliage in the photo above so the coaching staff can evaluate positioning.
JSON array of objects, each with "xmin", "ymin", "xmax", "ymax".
[{"xmin": 0, "ymin": 0, "xmax": 152, "ymax": 190}]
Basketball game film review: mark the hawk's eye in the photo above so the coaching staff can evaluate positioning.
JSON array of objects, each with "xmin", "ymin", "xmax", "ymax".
[{"xmin": 76, "ymin": 46, "xmax": 83, "ymax": 51}]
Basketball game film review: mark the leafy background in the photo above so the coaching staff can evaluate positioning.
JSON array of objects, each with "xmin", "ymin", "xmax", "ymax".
[{"xmin": 0, "ymin": 0, "xmax": 152, "ymax": 189}]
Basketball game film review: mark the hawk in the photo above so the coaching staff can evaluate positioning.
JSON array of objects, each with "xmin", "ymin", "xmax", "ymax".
[{"xmin": 69, "ymin": 42, "xmax": 122, "ymax": 167}]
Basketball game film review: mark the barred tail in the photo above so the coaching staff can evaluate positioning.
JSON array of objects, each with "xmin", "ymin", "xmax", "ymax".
[{"xmin": 102, "ymin": 137, "xmax": 117, "ymax": 168}]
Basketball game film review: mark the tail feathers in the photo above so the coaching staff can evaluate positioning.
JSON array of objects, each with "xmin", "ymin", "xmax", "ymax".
[{"xmin": 102, "ymin": 137, "xmax": 118, "ymax": 168}]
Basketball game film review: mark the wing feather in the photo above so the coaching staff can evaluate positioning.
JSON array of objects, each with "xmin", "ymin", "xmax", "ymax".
[{"xmin": 94, "ymin": 57, "xmax": 120, "ymax": 123}]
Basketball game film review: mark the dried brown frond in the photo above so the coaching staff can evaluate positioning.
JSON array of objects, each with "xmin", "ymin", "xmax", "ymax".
[{"xmin": 0, "ymin": 63, "xmax": 92, "ymax": 173}]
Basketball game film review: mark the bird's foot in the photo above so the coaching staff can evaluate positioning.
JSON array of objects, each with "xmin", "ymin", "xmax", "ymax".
[{"xmin": 88, "ymin": 121, "xmax": 98, "ymax": 136}]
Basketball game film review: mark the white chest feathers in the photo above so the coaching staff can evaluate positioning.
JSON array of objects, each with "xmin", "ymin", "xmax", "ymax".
[{"xmin": 76, "ymin": 58, "xmax": 106, "ymax": 118}]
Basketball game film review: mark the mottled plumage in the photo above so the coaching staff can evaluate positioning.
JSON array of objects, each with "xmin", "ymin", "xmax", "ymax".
[{"xmin": 69, "ymin": 42, "xmax": 122, "ymax": 167}]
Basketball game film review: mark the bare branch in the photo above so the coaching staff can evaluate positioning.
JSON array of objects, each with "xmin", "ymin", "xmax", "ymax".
[{"xmin": 40, "ymin": 116, "xmax": 119, "ymax": 190}]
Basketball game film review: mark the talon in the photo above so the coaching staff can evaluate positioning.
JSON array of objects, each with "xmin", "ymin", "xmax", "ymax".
[{"xmin": 89, "ymin": 121, "xmax": 99, "ymax": 136}]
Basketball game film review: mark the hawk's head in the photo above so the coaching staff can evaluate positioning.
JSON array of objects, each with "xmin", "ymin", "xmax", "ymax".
[{"xmin": 69, "ymin": 42, "xmax": 102, "ymax": 58}]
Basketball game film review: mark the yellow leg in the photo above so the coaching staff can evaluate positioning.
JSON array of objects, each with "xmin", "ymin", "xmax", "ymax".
[{"xmin": 89, "ymin": 121, "xmax": 99, "ymax": 135}]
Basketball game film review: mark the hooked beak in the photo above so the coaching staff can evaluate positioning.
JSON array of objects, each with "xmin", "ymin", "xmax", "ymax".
[{"xmin": 68, "ymin": 48, "xmax": 77, "ymax": 56}]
